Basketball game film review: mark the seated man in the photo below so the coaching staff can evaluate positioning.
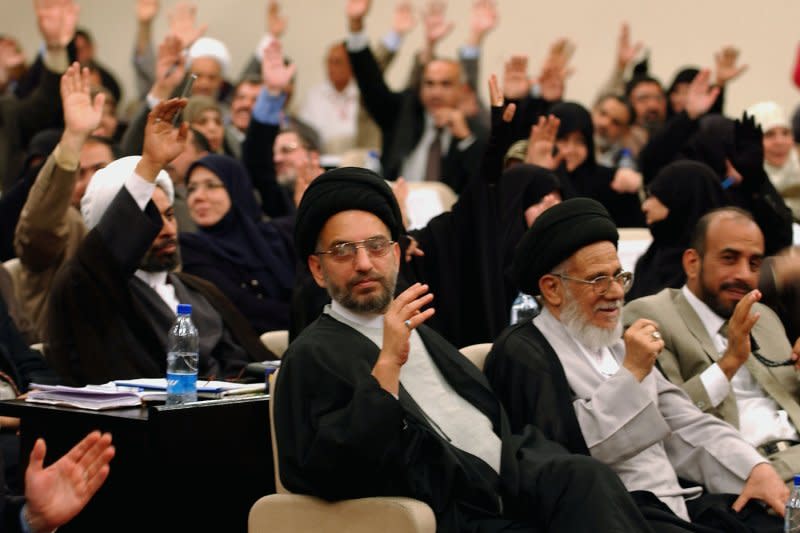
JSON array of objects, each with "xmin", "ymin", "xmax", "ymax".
[
  {"xmin": 625, "ymin": 207, "xmax": 800, "ymax": 481},
  {"xmin": 485, "ymin": 198, "xmax": 787, "ymax": 532},
  {"xmin": 273, "ymin": 167, "xmax": 654, "ymax": 532},
  {"xmin": 46, "ymin": 99, "xmax": 273, "ymax": 386}
]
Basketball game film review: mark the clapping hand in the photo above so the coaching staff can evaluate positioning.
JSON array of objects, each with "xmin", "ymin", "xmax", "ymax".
[{"xmin": 622, "ymin": 319, "xmax": 664, "ymax": 382}]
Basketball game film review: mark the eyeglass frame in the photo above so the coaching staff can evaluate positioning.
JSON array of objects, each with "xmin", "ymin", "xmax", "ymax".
[
  {"xmin": 314, "ymin": 236, "xmax": 397, "ymax": 261},
  {"xmin": 550, "ymin": 271, "xmax": 634, "ymax": 295}
]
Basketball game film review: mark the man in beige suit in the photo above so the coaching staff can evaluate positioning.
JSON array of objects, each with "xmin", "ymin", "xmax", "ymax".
[{"xmin": 624, "ymin": 207, "xmax": 800, "ymax": 480}]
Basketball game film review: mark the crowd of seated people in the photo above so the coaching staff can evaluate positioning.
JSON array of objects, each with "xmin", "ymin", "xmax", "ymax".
[{"xmin": 4, "ymin": 0, "xmax": 800, "ymax": 530}]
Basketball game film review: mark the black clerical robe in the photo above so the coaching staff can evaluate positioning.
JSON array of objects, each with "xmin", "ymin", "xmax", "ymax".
[
  {"xmin": 46, "ymin": 186, "xmax": 273, "ymax": 386},
  {"xmin": 274, "ymin": 313, "xmax": 652, "ymax": 533}
]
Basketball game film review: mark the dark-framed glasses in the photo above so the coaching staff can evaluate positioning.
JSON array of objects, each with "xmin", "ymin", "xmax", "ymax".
[
  {"xmin": 314, "ymin": 236, "xmax": 395, "ymax": 261},
  {"xmin": 552, "ymin": 271, "xmax": 634, "ymax": 295}
]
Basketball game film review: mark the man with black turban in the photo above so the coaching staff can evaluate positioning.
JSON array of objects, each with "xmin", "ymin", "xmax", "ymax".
[
  {"xmin": 485, "ymin": 198, "xmax": 787, "ymax": 532},
  {"xmin": 275, "ymin": 168, "xmax": 655, "ymax": 532}
]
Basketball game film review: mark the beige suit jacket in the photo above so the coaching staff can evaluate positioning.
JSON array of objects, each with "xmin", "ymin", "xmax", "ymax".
[
  {"xmin": 14, "ymin": 153, "xmax": 86, "ymax": 343},
  {"xmin": 624, "ymin": 288, "xmax": 800, "ymax": 479}
]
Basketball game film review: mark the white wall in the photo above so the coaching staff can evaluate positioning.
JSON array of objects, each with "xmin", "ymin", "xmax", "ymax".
[{"xmin": 2, "ymin": 0, "xmax": 798, "ymax": 120}]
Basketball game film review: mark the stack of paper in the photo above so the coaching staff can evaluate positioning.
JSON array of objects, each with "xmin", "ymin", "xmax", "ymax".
[
  {"xmin": 114, "ymin": 378, "xmax": 266, "ymax": 399},
  {"xmin": 26, "ymin": 384, "xmax": 142, "ymax": 410}
]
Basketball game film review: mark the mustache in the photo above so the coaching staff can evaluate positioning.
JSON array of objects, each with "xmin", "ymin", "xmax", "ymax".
[
  {"xmin": 720, "ymin": 280, "xmax": 753, "ymax": 293},
  {"xmin": 347, "ymin": 274, "xmax": 380, "ymax": 288},
  {"xmin": 152, "ymin": 238, "xmax": 178, "ymax": 253},
  {"xmin": 595, "ymin": 300, "xmax": 623, "ymax": 312}
]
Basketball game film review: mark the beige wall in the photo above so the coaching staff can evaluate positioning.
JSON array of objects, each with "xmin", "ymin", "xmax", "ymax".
[{"xmin": 3, "ymin": 0, "xmax": 798, "ymax": 121}]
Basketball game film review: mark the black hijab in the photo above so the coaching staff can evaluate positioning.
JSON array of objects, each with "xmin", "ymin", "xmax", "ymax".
[
  {"xmin": 628, "ymin": 161, "xmax": 724, "ymax": 300},
  {"xmin": 180, "ymin": 154, "xmax": 295, "ymax": 298},
  {"xmin": 550, "ymin": 102, "xmax": 645, "ymax": 228}
]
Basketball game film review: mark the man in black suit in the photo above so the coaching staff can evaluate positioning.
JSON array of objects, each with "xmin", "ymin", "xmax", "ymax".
[{"xmin": 344, "ymin": 0, "xmax": 486, "ymax": 194}]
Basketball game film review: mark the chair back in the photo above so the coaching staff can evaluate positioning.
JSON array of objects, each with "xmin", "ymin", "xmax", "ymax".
[
  {"xmin": 260, "ymin": 330, "xmax": 289, "ymax": 358},
  {"xmin": 269, "ymin": 370, "xmax": 288, "ymax": 493},
  {"xmin": 459, "ymin": 343, "xmax": 492, "ymax": 371}
]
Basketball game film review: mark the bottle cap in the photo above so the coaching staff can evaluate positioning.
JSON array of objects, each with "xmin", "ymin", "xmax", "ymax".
[
  {"xmin": 795, "ymin": 474, "xmax": 800, "ymax": 486},
  {"xmin": 177, "ymin": 303, "xmax": 192, "ymax": 315}
]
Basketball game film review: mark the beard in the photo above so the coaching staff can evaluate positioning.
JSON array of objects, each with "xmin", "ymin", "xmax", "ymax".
[
  {"xmin": 696, "ymin": 264, "xmax": 753, "ymax": 319},
  {"xmin": 139, "ymin": 238, "xmax": 181, "ymax": 272},
  {"xmin": 560, "ymin": 288, "xmax": 623, "ymax": 351},
  {"xmin": 324, "ymin": 266, "xmax": 398, "ymax": 315},
  {"xmin": 276, "ymin": 169, "xmax": 297, "ymax": 188}
]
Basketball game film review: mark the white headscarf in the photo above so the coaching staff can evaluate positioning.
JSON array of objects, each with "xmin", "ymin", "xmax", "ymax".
[
  {"xmin": 187, "ymin": 37, "xmax": 231, "ymax": 77},
  {"xmin": 80, "ymin": 156, "xmax": 174, "ymax": 230}
]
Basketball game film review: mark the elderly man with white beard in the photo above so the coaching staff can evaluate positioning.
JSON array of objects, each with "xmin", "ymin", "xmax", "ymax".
[{"xmin": 484, "ymin": 197, "xmax": 787, "ymax": 533}]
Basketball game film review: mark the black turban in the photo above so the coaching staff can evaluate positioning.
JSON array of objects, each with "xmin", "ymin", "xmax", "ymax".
[
  {"xmin": 294, "ymin": 166, "xmax": 404, "ymax": 260},
  {"xmin": 511, "ymin": 198, "xmax": 618, "ymax": 295}
]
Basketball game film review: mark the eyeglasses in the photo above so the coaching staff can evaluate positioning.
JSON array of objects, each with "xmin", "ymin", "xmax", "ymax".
[
  {"xmin": 186, "ymin": 180, "xmax": 225, "ymax": 196},
  {"xmin": 552, "ymin": 271, "xmax": 633, "ymax": 295},
  {"xmin": 314, "ymin": 237, "xmax": 395, "ymax": 261},
  {"xmin": 274, "ymin": 143, "xmax": 300, "ymax": 156}
]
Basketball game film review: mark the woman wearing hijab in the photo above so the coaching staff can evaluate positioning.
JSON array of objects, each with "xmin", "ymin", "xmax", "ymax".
[
  {"xmin": 627, "ymin": 161, "xmax": 725, "ymax": 301},
  {"xmin": 746, "ymin": 101, "xmax": 800, "ymax": 221},
  {"xmin": 179, "ymin": 154, "xmax": 295, "ymax": 334},
  {"xmin": 548, "ymin": 101, "xmax": 646, "ymax": 228}
]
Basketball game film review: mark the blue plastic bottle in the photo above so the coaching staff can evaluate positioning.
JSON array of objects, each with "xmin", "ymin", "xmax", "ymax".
[{"xmin": 166, "ymin": 303, "xmax": 199, "ymax": 405}]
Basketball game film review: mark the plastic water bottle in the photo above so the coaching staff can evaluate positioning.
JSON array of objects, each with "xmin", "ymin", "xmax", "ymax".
[
  {"xmin": 166, "ymin": 303, "xmax": 199, "ymax": 405},
  {"xmin": 510, "ymin": 292, "xmax": 538, "ymax": 325},
  {"xmin": 786, "ymin": 474, "xmax": 800, "ymax": 532},
  {"xmin": 617, "ymin": 148, "xmax": 638, "ymax": 171}
]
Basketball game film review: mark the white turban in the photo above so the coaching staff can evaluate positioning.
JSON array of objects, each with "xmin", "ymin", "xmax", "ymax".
[
  {"xmin": 81, "ymin": 156, "xmax": 174, "ymax": 230},
  {"xmin": 187, "ymin": 37, "xmax": 231, "ymax": 77},
  {"xmin": 746, "ymin": 101, "xmax": 790, "ymax": 134}
]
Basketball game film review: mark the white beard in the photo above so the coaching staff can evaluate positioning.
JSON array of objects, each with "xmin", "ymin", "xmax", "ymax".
[{"xmin": 560, "ymin": 291, "xmax": 623, "ymax": 351}]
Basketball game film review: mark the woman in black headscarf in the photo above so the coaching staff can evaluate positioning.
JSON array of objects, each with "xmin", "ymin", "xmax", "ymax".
[
  {"xmin": 627, "ymin": 161, "xmax": 724, "ymax": 300},
  {"xmin": 179, "ymin": 154, "xmax": 296, "ymax": 334},
  {"xmin": 549, "ymin": 101, "xmax": 646, "ymax": 228}
]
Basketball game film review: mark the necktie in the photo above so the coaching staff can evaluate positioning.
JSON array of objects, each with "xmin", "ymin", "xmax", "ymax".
[{"xmin": 424, "ymin": 128, "xmax": 442, "ymax": 181}]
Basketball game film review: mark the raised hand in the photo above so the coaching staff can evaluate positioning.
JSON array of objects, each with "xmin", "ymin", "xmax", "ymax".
[
  {"xmin": 167, "ymin": 1, "xmax": 208, "ymax": 49},
  {"xmin": 24, "ymin": 431, "xmax": 114, "ymax": 533},
  {"xmin": 622, "ymin": 319, "xmax": 664, "ymax": 382},
  {"xmin": 392, "ymin": 1, "xmax": 416, "ymax": 36},
  {"xmin": 261, "ymin": 40, "xmax": 296, "ymax": 95},
  {"xmin": 35, "ymin": 0, "xmax": 80, "ymax": 50},
  {"xmin": 0, "ymin": 38, "xmax": 26, "ymax": 73},
  {"xmin": 717, "ymin": 290, "xmax": 761, "ymax": 379},
  {"xmin": 347, "ymin": 0, "xmax": 371, "ymax": 32},
  {"xmin": 502, "ymin": 55, "xmax": 531, "ymax": 100},
  {"xmin": 138, "ymin": 98, "xmax": 189, "ymax": 180},
  {"xmin": 525, "ymin": 114, "xmax": 561, "ymax": 169},
  {"xmin": 373, "ymin": 283, "xmax": 435, "ymax": 394},
  {"xmin": 684, "ymin": 68, "xmax": 720, "ymax": 120},
  {"xmin": 152, "ymin": 35, "xmax": 185, "ymax": 100},
  {"xmin": 60, "ymin": 62, "xmax": 105, "ymax": 153},
  {"xmin": 423, "ymin": 0, "xmax": 454, "ymax": 47},
  {"xmin": 537, "ymin": 37, "xmax": 574, "ymax": 101},
  {"xmin": 729, "ymin": 112, "xmax": 766, "ymax": 190},
  {"xmin": 610, "ymin": 168, "xmax": 642, "ymax": 194},
  {"xmin": 292, "ymin": 155, "xmax": 323, "ymax": 207},
  {"xmin": 136, "ymin": 0, "xmax": 159, "ymax": 24},
  {"xmin": 266, "ymin": 0, "xmax": 287, "ymax": 38},
  {"xmin": 488, "ymin": 73, "xmax": 516, "ymax": 122},
  {"xmin": 467, "ymin": 0, "xmax": 498, "ymax": 46},
  {"xmin": 715, "ymin": 45, "xmax": 747, "ymax": 86},
  {"xmin": 616, "ymin": 22, "xmax": 642, "ymax": 71}
]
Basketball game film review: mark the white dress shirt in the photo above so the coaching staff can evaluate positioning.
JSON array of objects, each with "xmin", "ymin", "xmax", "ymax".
[
  {"xmin": 298, "ymin": 79, "xmax": 360, "ymax": 154},
  {"xmin": 682, "ymin": 286, "xmax": 799, "ymax": 446},
  {"xmin": 126, "ymin": 172, "xmax": 180, "ymax": 315}
]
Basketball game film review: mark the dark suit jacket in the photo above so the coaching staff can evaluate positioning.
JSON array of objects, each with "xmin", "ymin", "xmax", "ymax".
[{"xmin": 348, "ymin": 46, "xmax": 486, "ymax": 194}]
